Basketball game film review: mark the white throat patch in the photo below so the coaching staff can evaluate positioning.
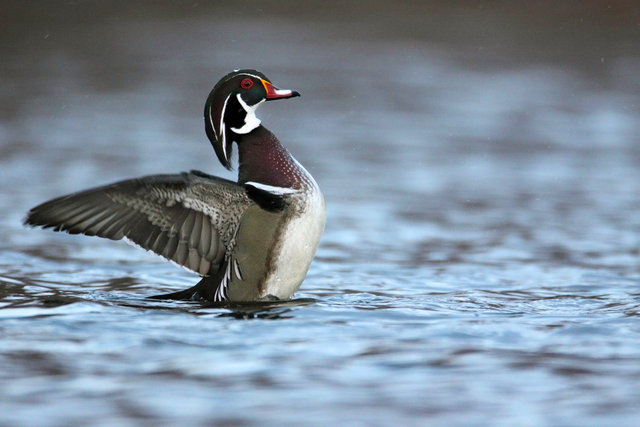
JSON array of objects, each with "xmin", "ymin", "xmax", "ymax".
[{"xmin": 231, "ymin": 94, "xmax": 263, "ymax": 134}]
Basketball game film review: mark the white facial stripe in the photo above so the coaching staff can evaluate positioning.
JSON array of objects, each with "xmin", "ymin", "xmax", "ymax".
[
  {"xmin": 207, "ymin": 102, "xmax": 216, "ymax": 138},
  {"xmin": 245, "ymin": 181, "xmax": 299, "ymax": 195},
  {"xmin": 242, "ymin": 73, "xmax": 263, "ymax": 81},
  {"xmin": 218, "ymin": 94, "xmax": 231, "ymax": 161},
  {"xmin": 220, "ymin": 72, "xmax": 263, "ymax": 86},
  {"xmin": 230, "ymin": 94, "xmax": 263, "ymax": 134}
]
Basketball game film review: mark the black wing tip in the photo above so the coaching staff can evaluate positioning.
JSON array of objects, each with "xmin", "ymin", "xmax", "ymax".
[
  {"xmin": 22, "ymin": 211, "xmax": 34, "ymax": 227},
  {"xmin": 23, "ymin": 200, "xmax": 61, "ymax": 225},
  {"xmin": 23, "ymin": 209, "xmax": 48, "ymax": 228},
  {"xmin": 23, "ymin": 212, "xmax": 70, "ymax": 233}
]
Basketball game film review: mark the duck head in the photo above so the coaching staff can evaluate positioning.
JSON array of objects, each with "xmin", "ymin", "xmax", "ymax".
[{"xmin": 204, "ymin": 69, "xmax": 300, "ymax": 170}]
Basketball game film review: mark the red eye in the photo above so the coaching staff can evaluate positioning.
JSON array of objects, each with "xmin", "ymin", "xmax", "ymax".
[{"xmin": 240, "ymin": 78, "xmax": 254, "ymax": 89}]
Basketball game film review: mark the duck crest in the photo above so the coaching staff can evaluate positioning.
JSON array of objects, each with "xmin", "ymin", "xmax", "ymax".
[{"xmin": 203, "ymin": 69, "xmax": 298, "ymax": 171}]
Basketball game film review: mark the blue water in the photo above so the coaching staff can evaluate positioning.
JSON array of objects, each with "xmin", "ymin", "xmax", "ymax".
[{"xmin": 1, "ymin": 2, "xmax": 639, "ymax": 425}]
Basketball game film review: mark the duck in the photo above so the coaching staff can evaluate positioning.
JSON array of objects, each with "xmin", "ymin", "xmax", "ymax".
[{"xmin": 24, "ymin": 69, "xmax": 326, "ymax": 302}]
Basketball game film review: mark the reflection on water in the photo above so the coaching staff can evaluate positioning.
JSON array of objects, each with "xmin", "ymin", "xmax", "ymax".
[{"xmin": 1, "ymin": 1, "xmax": 640, "ymax": 425}]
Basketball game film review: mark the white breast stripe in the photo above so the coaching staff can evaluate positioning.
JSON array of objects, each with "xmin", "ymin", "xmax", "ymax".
[{"xmin": 245, "ymin": 181, "xmax": 300, "ymax": 196}]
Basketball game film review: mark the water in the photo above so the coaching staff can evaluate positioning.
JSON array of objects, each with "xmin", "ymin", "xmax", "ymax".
[{"xmin": 1, "ymin": 2, "xmax": 639, "ymax": 425}]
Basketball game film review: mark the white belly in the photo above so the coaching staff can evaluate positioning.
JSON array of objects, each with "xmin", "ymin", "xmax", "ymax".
[{"xmin": 261, "ymin": 184, "xmax": 326, "ymax": 299}]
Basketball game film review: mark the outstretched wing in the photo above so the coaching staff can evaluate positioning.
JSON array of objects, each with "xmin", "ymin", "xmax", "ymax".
[{"xmin": 24, "ymin": 170, "xmax": 252, "ymax": 276}]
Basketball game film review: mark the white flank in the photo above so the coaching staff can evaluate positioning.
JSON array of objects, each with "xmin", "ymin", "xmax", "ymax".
[
  {"xmin": 214, "ymin": 259, "xmax": 233, "ymax": 301},
  {"xmin": 233, "ymin": 258, "xmax": 244, "ymax": 281}
]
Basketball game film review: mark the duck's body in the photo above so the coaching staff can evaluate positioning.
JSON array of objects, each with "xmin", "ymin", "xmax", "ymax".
[{"xmin": 25, "ymin": 70, "xmax": 325, "ymax": 302}]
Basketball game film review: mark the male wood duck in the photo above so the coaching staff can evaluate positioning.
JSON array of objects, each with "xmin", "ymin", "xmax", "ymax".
[{"xmin": 24, "ymin": 69, "xmax": 326, "ymax": 302}]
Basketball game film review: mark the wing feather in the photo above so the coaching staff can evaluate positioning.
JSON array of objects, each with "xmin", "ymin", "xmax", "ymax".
[
  {"xmin": 187, "ymin": 248, "xmax": 201, "ymax": 272},
  {"xmin": 174, "ymin": 240, "xmax": 188, "ymax": 266},
  {"xmin": 25, "ymin": 171, "xmax": 252, "ymax": 276},
  {"xmin": 189, "ymin": 210, "xmax": 202, "ymax": 248},
  {"xmin": 198, "ymin": 213, "xmax": 211, "ymax": 258},
  {"xmin": 180, "ymin": 210, "xmax": 196, "ymax": 243},
  {"xmin": 98, "ymin": 209, "xmax": 139, "ymax": 239}
]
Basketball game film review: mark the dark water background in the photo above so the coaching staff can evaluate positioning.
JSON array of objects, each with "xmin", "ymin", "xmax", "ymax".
[{"xmin": 1, "ymin": 1, "xmax": 639, "ymax": 425}]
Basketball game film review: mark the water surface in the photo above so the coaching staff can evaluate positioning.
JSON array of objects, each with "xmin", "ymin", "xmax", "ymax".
[{"xmin": 1, "ymin": 2, "xmax": 639, "ymax": 425}]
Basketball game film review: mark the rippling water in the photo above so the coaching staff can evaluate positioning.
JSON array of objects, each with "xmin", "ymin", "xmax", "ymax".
[{"xmin": 1, "ymin": 2, "xmax": 639, "ymax": 425}]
